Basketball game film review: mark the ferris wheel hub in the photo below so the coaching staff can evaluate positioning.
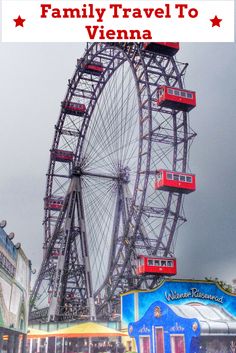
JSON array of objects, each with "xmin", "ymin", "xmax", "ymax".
[
  {"xmin": 118, "ymin": 166, "xmax": 130, "ymax": 184},
  {"xmin": 72, "ymin": 166, "xmax": 82, "ymax": 177}
]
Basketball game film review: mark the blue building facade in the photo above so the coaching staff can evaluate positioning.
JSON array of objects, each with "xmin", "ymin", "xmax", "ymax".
[{"xmin": 121, "ymin": 279, "xmax": 236, "ymax": 353}]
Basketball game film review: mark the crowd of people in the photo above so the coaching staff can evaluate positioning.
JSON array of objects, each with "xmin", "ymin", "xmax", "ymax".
[{"xmin": 90, "ymin": 342, "xmax": 126, "ymax": 353}]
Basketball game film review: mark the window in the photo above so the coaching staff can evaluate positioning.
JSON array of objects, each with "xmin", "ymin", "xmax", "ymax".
[
  {"xmin": 148, "ymin": 259, "xmax": 154, "ymax": 266},
  {"xmin": 187, "ymin": 92, "xmax": 193, "ymax": 99},
  {"xmin": 173, "ymin": 174, "xmax": 179, "ymax": 181},
  {"xmin": 167, "ymin": 261, "xmax": 173, "ymax": 267},
  {"xmin": 158, "ymin": 89, "xmax": 164, "ymax": 98},
  {"xmin": 186, "ymin": 176, "xmax": 192, "ymax": 183},
  {"xmin": 161, "ymin": 260, "xmax": 166, "ymax": 266},
  {"xmin": 157, "ymin": 172, "xmax": 162, "ymax": 181},
  {"xmin": 174, "ymin": 90, "xmax": 180, "ymax": 96},
  {"xmin": 139, "ymin": 257, "xmax": 144, "ymax": 266},
  {"xmin": 180, "ymin": 91, "xmax": 186, "ymax": 97},
  {"xmin": 167, "ymin": 173, "xmax": 173, "ymax": 180},
  {"xmin": 180, "ymin": 175, "xmax": 185, "ymax": 182},
  {"xmin": 154, "ymin": 260, "xmax": 160, "ymax": 266},
  {"xmin": 168, "ymin": 88, "xmax": 174, "ymax": 95}
]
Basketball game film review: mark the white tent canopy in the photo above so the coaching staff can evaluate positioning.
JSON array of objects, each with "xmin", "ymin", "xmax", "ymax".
[{"xmin": 171, "ymin": 304, "xmax": 236, "ymax": 335}]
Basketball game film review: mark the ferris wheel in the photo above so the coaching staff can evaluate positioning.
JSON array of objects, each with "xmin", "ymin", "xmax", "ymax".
[{"xmin": 30, "ymin": 42, "xmax": 196, "ymax": 323}]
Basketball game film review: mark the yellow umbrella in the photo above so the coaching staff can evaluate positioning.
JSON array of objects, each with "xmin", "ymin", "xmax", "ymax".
[
  {"xmin": 27, "ymin": 328, "xmax": 49, "ymax": 339},
  {"xmin": 48, "ymin": 322, "xmax": 127, "ymax": 338}
]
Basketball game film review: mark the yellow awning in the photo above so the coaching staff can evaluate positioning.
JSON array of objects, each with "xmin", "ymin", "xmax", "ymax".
[
  {"xmin": 27, "ymin": 328, "xmax": 49, "ymax": 339},
  {"xmin": 48, "ymin": 322, "xmax": 127, "ymax": 338}
]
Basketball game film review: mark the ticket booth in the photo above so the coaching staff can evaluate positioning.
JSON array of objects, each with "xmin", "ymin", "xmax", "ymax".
[
  {"xmin": 121, "ymin": 279, "xmax": 236, "ymax": 353},
  {"xmin": 128, "ymin": 300, "xmax": 236, "ymax": 353},
  {"xmin": 128, "ymin": 301, "xmax": 200, "ymax": 353}
]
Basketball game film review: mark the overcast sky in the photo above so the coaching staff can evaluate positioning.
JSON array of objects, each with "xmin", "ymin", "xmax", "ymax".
[{"xmin": 0, "ymin": 42, "xmax": 235, "ymax": 286}]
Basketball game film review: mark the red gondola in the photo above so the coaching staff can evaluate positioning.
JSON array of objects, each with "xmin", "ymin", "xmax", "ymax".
[
  {"xmin": 51, "ymin": 249, "xmax": 60, "ymax": 258},
  {"xmin": 83, "ymin": 61, "xmax": 104, "ymax": 76},
  {"xmin": 136, "ymin": 255, "xmax": 177, "ymax": 276},
  {"xmin": 44, "ymin": 197, "xmax": 64, "ymax": 211},
  {"xmin": 157, "ymin": 86, "xmax": 196, "ymax": 112},
  {"xmin": 155, "ymin": 169, "xmax": 196, "ymax": 194},
  {"xmin": 62, "ymin": 101, "xmax": 86, "ymax": 116},
  {"xmin": 51, "ymin": 149, "xmax": 74, "ymax": 163},
  {"xmin": 143, "ymin": 42, "xmax": 179, "ymax": 56}
]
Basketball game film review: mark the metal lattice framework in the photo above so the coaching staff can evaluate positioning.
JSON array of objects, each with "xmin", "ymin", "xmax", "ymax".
[{"xmin": 29, "ymin": 43, "xmax": 196, "ymax": 323}]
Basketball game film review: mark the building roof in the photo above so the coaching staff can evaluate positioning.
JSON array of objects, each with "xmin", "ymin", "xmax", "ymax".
[
  {"xmin": 47, "ymin": 322, "xmax": 128, "ymax": 338},
  {"xmin": 171, "ymin": 304, "xmax": 236, "ymax": 335}
]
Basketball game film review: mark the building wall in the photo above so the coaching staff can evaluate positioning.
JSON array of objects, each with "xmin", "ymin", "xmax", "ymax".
[{"xmin": 0, "ymin": 227, "xmax": 30, "ymax": 334}]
